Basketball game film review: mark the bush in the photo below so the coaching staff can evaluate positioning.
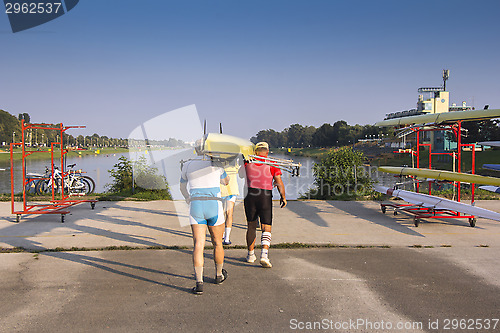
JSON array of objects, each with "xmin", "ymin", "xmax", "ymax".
[
  {"xmin": 106, "ymin": 156, "xmax": 171, "ymax": 199},
  {"xmin": 303, "ymin": 147, "xmax": 373, "ymax": 199}
]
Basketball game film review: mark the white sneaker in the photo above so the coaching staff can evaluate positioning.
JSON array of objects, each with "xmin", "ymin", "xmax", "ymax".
[
  {"xmin": 260, "ymin": 257, "xmax": 272, "ymax": 268},
  {"xmin": 246, "ymin": 253, "xmax": 257, "ymax": 263}
]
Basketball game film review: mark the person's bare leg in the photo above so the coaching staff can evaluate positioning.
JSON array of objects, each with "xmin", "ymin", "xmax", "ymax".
[
  {"xmin": 208, "ymin": 223, "xmax": 225, "ymax": 277},
  {"xmin": 191, "ymin": 224, "xmax": 207, "ymax": 282},
  {"xmin": 246, "ymin": 220, "xmax": 258, "ymax": 262},
  {"xmin": 246, "ymin": 220, "xmax": 258, "ymax": 251},
  {"xmin": 260, "ymin": 224, "xmax": 272, "ymax": 268},
  {"xmin": 223, "ymin": 201, "xmax": 234, "ymax": 243}
]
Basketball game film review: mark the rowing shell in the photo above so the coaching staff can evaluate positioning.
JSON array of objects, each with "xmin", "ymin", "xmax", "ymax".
[
  {"xmin": 374, "ymin": 185, "xmax": 500, "ymax": 222},
  {"xmin": 378, "ymin": 166, "xmax": 500, "ymax": 187},
  {"xmin": 483, "ymin": 164, "xmax": 500, "ymax": 172},
  {"xmin": 202, "ymin": 133, "xmax": 255, "ymax": 159},
  {"xmin": 479, "ymin": 186, "xmax": 500, "ymax": 194},
  {"xmin": 375, "ymin": 108, "xmax": 500, "ymax": 127},
  {"xmin": 478, "ymin": 141, "xmax": 500, "ymax": 148},
  {"xmin": 198, "ymin": 133, "xmax": 301, "ymax": 176}
]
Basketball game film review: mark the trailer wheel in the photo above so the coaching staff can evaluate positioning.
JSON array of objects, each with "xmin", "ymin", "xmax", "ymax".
[
  {"xmin": 414, "ymin": 217, "xmax": 420, "ymax": 227},
  {"xmin": 381, "ymin": 206, "xmax": 387, "ymax": 214},
  {"xmin": 468, "ymin": 218, "xmax": 476, "ymax": 228},
  {"xmin": 91, "ymin": 202, "xmax": 95, "ymax": 210},
  {"xmin": 16, "ymin": 215, "xmax": 20, "ymax": 223},
  {"xmin": 61, "ymin": 214, "xmax": 65, "ymax": 223},
  {"xmin": 393, "ymin": 210, "xmax": 398, "ymax": 216}
]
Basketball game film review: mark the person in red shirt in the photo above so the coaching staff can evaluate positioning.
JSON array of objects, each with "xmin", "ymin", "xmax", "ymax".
[{"xmin": 244, "ymin": 142, "xmax": 287, "ymax": 268}]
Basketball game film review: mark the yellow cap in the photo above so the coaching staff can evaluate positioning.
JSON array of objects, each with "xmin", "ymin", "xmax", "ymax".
[{"xmin": 255, "ymin": 142, "xmax": 269, "ymax": 150}]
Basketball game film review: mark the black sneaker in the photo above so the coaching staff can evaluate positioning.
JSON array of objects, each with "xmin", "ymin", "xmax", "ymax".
[
  {"xmin": 192, "ymin": 282, "xmax": 203, "ymax": 294},
  {"xmin": 222, "ymin": 240, "xmax": 232, "ymax": 245},
  {"xmin": 215, "ymin": 269, "xmax": 228, "ymax": 284}
]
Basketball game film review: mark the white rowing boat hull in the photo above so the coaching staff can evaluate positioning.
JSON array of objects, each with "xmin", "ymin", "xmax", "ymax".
[
  {"xmin": 479, "ymin": 186, "xmax": 500, "ymax": 194},
  {"xmin": 374, "ymin": 185, "xmax": 500, "ymax": 222}
]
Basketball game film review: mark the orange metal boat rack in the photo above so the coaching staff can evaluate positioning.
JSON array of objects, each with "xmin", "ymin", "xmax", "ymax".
[
  {"xmin": 10, "ymin": 121, "xmax": 97, "ymax": 223},
  {"xmin": 382, "ymin": 120, "xmax": 477, "ymax": 227}
]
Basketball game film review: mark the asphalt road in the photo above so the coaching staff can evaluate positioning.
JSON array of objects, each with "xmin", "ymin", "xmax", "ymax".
[{"xmin": 1, "ymin": 247, "xmax": 500, "ymax": 333}]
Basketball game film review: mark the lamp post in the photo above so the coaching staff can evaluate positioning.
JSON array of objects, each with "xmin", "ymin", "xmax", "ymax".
[{"xmin": 12, "ymin": 131, "xmax": 15, "ymax": 144}]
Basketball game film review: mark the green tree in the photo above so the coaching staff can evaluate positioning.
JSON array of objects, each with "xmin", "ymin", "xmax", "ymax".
[
  {"xmin": 107, "ymin": 156, "xmax": 171, "ymax": 199},
  {"xmin": 307, "ymin": 147, "xmax": 373, "ymax": 199},
  {"xmin": 0, "ymin": 110, "xmax": 22, "ymax": 144},
  {"xmin": 107, "ymin": 156, "xmax": 134, "ymax": 192},
  {"xmin": 312, "ymin": 123, "xmax": 334, "ymax": 147}
]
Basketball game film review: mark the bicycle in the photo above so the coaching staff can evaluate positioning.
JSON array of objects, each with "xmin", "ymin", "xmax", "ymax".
[
  {"xmin": 35, "ymin": 164, "xmax": 95, "ymax": 196},
  {"xmin": 25, "ymin": 172, "xmax": 46, "ymax": 194}
]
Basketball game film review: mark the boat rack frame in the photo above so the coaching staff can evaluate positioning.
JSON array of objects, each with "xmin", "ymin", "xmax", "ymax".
[
  {"xmin": 382, "ymin": 120, "xmax": 477, "ymax": 227},
  {"xmin": 10, "ymin": 121, "xmax": 97, "ymax": 223}
]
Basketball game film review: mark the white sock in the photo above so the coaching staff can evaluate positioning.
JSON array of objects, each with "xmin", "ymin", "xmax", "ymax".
[
  {"xmin": 216, "ymin": 263, "xmax": 223, "ymax": 277},
  {"xmin": 248, "ymin": 250, "xmax": 255, "ymax": 256},
  {"xmin": 261, "ymin": 231, "xmax": 271, "ymax": 247},
  {"xmin": 261, "ymin": 248, "xmax": 269, "ymax": 259},
  {"xmin": 194, "ymin": 266, "xmax": 203, "ymax": 283},
  {"xmin": 224, "ymin": 228, "xmax": 231, "ymax": 242}
]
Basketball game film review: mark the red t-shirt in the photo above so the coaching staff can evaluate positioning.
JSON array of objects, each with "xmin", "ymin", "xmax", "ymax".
[{"xmin": 245, "ymin": 157, "xmax": 282, "ymax": 190}]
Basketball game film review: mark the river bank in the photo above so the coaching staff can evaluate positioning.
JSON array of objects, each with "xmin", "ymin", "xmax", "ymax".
[{"xmin": 0, "ymin": 147, "xmax": 130, "ymax": 162}]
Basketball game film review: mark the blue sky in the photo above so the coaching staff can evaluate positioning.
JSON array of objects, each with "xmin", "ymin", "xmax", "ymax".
[{"xmin": 1, "ymin": 0, "xmax": 499, "ymax": 140}]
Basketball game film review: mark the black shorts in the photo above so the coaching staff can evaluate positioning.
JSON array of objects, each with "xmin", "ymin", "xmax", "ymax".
[{"xmin": 244, "ymin": 187, "xmax": 273, "ymax": 225}]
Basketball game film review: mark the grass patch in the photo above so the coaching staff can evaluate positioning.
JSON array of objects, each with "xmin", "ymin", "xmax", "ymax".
[
  {"xmin": 0, "ymin": 247, "xmax": 26, "ymax": 253},
  {"xmin": 478, "ymin": 244, "xmax": 490, "ymax": 248},
  {"xmin": 1, "ymin": 190, "xmax": 172, "ymax": 202},
  {"xmin": 440, "ymin": 244, "xmax": 452, "ymax": 247},
  {"xmin": 0, "ymin": 243, "xmax": 395, "ymax": 253},
  {"xmin": 272, "ymin": 147, "xmax": 328, "ymax": 159},
  {"xmin": 0, "ymin": 192, "xmax": 101, "ymax": 202},
  {"xmin": 411, "ymin": 244, "xmax": 423, "ymax": 248},
  {"xmin": 97, "ymin": 189, "xmax": 172, "ymax": 201}
]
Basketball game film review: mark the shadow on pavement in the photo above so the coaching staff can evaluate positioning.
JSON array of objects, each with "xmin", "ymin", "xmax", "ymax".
[
  {"xmin": 43, "ymin": 251, "xmax": 192, "ymax": 293},
  {"xmin": 285, "ymin": 201, "xmax": 329, "ymax": 227},
  {"xmin": 0, "ymin": 202, "xmax": 193, "ymax": 250},
  {"xmin": 326, "ymin": 201, "xmax": 425, "ymax": 237}
]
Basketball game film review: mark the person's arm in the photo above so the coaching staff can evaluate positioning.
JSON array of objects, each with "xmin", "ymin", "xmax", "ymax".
[
  {"xmin": 220, "ymin": 170, "xmax": 230, "ymax": 186},
  {"xmin": 221, "ymin": 175, "xmax": 230, "ymax": 186},
  {"xmin": 180, "ymin": 165, "xmax": 189, "ymax": 203},
  {"xmin": 238, "ymin": 160, "xmax": 247, "ymax": 179},
  {"xmin": 180, "ymin": 182, "xmax": 189, "ymax": 203},
  {"xmin": 273, "ymin": 174, "xmax": 287, "ymax": 208}
]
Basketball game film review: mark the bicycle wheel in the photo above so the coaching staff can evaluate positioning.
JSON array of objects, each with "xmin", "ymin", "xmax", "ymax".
[
  {"xmin": 35, "ymin": 179, "xmax": 50, "ymax": 195},
  {"xmin": 81, "ymin": 176, "xmax": 95, "ymax": 194},
  {"xmin": 36, "ymin": 178, "xmax": 61, "ymax": 195},
  {"xmin": 80, "ymin": 178, "xmax": 94, "ymax": 195},
  {"xmin": 25, "ymin": 178, "xmax": 39, "ymax": 194}
]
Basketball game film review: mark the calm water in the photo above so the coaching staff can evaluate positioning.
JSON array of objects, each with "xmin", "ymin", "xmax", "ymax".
[
  {"xmin": 0, "ymin": 151, "xmax": 395, "ymax": 199},
  {"xmin": 0, "ymin": 152, "xmax": 128, "ymax": 195},
  {"xmin": 0, "ymin": 152, "xmax": 318, "ymax": 199}
]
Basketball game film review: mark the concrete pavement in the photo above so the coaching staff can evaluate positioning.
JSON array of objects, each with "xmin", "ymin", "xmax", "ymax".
[
  {"xmin": 1, "ymin": 200, "xmax": 500, "ymax": 250},
  {"xmin": 1, "ymin": 200, "xmax": 500, "ymax": 332},
  {"xmin": 1, "ymin": 247, "xmax": 500, "ymax": 332}
]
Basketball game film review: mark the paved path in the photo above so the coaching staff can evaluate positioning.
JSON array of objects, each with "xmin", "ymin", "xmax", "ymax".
[
  {"xmin": 1, "ymin": 200, "xmax": 500, "ymax": 250},
  {"xmin": 1, "ymin": 200, "xmax": 500, "ymax": 332},
  {"xmin": 1, "ymin": 247, "xmax": 500, "ymax": 332}
]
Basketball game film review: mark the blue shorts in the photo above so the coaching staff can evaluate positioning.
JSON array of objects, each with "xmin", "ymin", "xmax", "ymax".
[{"xmin": 189, "ymin": 199, "xmax": 224, "ymax": 226}]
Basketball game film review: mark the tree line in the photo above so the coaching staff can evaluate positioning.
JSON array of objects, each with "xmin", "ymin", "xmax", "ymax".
[
  {"xmin": 460, "ymin": 120, "xmax": 500, "ymax": 143},
  {"xmin": 250, "ymin": 121, "xmax": 392, "ymax": 148},
  {"xmin": 1, "ymin": 109, "xmax": 128, "ymax": 148},
  {"xmin": 251, "ymin": 119, "xmax": 500, "ymax": 148}
]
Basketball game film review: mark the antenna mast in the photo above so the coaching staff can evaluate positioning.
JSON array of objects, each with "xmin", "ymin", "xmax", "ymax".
[{"xmin": 442, "ymin": 69, "xmax": 449, "ymax": 91}]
